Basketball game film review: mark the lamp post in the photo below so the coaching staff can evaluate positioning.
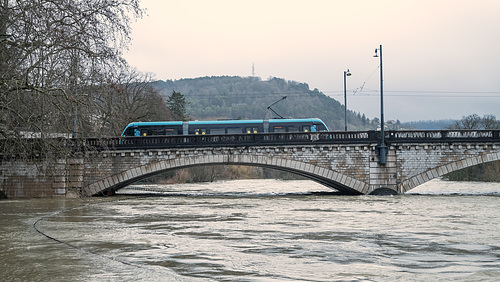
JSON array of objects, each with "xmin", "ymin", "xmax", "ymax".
[
  {"xmin": 374, "ymin": 45, "xmax": 387, "ymax": 164},
  {"xmin": 343, "ymin": 69, "xmax": 351, "ymax": 131}
]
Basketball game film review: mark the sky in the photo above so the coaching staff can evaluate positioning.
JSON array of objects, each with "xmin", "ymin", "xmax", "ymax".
[{"xmin": 124, "ymin": 0, "xmax": 500, "ymax": 122}]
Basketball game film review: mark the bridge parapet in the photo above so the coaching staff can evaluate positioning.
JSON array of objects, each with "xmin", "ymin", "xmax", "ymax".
[
  {"xmin": 82, "ymin": 131, "xmax": 376, "ymax": 150},
  {"xmin": 81, "ymin": 130, "xmax": 500, "ymax": 151},
  {"xmin": 386, "ymin": 130, "xmax": 499, "ymax": 143}
]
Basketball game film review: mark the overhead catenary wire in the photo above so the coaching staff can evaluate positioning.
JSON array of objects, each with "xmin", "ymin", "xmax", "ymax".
[
  {"xmin": 178, "ymin": 91, "xmax": 500, "ymax": 99},
  {"xmin": 351, "ymin": 65, "xmax": 380, "ymax": 95},
  {"xmin": 327, "ymin": 89, "xmax": 500, "ymax": 98},
  {"xmin": 331, "ymin": 64, "xmax": 500, "ymax": 98}
]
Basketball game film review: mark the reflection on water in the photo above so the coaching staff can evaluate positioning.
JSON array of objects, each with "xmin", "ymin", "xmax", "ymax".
[{"xmin": 1, "ymin": 179, "xmax": 499, "ymax": 281}]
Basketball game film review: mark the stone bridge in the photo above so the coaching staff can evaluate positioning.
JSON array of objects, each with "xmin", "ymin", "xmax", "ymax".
[{"xmin": 1, "ymin": 130, "xmax": 500, "ymax": 197}]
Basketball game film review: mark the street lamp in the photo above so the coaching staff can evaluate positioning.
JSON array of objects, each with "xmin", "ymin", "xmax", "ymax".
[
  {"xmin": 374, "ymin": 45, "xmax": 387, "ymax": 164},
  {"xmin": 343, "ymin": 69, "xmax": 351, "ymax": 131}
]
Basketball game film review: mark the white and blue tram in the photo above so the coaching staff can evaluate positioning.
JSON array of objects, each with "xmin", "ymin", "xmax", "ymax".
[{"xmin": 121, "ymin": 118, "xmax": 329, "ymax": 137}]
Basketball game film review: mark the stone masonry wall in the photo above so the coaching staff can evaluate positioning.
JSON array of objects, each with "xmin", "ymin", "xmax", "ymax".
[
  {"xmin": 82, "ymin": 144, "xmax": 374, "ymax": 196},
  {"xmin": 394, "ymin": 142, "xmax": 500, "ymax": 193},
  {"xmin": 0, "ymin": 158, "xmax": 81, "ymax": 198}
]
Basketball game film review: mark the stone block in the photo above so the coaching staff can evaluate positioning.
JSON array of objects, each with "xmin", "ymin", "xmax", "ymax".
[
  {"xmin": 97, "ymin": 181, "xmax": 105, "ymax": 191},
  {"xmin": 340, "ymin": 174, "xmax": 348, "ymax": 185},
  {"xmin": 346, "ymin": 177, "xmax": 355, "ymax": 188},
  {"xmin": 90, "ymin": 184, "xmax": 100, "ymax": 196},
  {"xmin": 52, "ymin": 182, "xmax": 67, "ymax": 189},
  {"xmin": 103, "ymin": 178, "xmax": 110, "ymax": 189},
  {"xmin": 116, "ymin": 171, "xmax": 125, "ymax": 183},
  {"xmin": 319, "ymin": 168, "xmax": 328, "ymax": 178},
  {"xmin": 69, "ymin": 175, "xmax": 83, "ymax": 182},
  {"xmin": 313, "ymin": 166, "xmax": 320, "ymax": 175},
  {"xmin": 298, "ymin": 162, "xmax": 306, "ymax": 172},
  {"xmin": 133, "ymin": 167, "xmax": 142, "ymax": 178},
  {"xmin": 111, "ymin": 175, "xmax": 119, "ymax": 186},
  {"xmin": 326, "ymin": 170, "xmax": 334, "ymax": 179},
  {"xmin": 151, "ymin": 161, "xmax": 159, "ymax": 172}
]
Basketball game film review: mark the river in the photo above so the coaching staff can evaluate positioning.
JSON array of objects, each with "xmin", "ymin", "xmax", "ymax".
[{"xmin": 1, "ymin": 179, "xmax": 499, "ymax": 281}]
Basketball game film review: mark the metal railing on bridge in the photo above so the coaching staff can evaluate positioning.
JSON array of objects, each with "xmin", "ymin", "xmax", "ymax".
[
  {"xmin": 84, "ymin": 131, "xmax": 373, "ymax": 150},
  {"xmin": 81, "ymin": 130, "xmax": 500, "ymax": 151},
  {"xmin": 386, "ymin": 130, "xmax": 500, "ymax": 143}
]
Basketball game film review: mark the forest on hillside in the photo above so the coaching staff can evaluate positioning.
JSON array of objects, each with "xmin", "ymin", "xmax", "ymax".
[{"xmin": 152, "ymin": 76, "xmax": 381, "ymax": 131}]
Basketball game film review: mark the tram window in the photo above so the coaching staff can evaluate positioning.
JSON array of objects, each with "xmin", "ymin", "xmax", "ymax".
[
  {"xmin": 227, "ymin": 127, "xmax": 243, "ymax": 134},
  {"xmin": 152, "ymin": 129, "xmax": 164, "ymax": 135},
  {"xmin": 288, "ymin": 126, "xmax": 299, "ymax": 132},
  {"xmin": 123, "ymin": 128, "xmax": 133, "ymax": 136},
  {"xmin": 302, "ymin": 126, "xmax": 310, "ymax": 132},
  {"xmin": 210, "ymin": 128, "xmax": 225, "ymax": 134},
  {"xmin": 315, "ymin": 124, "xmax": 327, "ymax": 131},
  {"xmin": 165, "ymin": 129, "xmax": 177, "ymax": 135},
  {"xmin": 246, "ymin": 127, "xmax": 258, "ymax": 134},
  {"xmin": 195, "ymin": 128, "xmax": 207, "ymax": 135},
  {"xmin": 273, "ymin": 126, "xmax": 286, "ymax": 133}
]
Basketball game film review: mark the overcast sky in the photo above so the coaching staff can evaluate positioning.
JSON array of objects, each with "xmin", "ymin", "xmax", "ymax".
[{"xmin": 124, "ymin": 0, "xmax": 500, "ymax": 122}]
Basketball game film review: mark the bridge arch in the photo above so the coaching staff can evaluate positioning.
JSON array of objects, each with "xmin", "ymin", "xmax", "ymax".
[
  {"xmin": 401, "ymin": 152, "xmax": 500, "ymax": 193},
  {"xmin": 83, "ymin": 154, "xmax": 368, "ymax": 196}
]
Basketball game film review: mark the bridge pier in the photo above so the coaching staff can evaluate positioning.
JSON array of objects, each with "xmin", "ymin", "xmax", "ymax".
[
  {"xmin": 67, "ymin": 158, "xmax": 85, "ymax": 196},
  {"xmin": 369, "ymin": 187, "xmax": 399, "ymax": 195},
  {"xmin": 369, "ymin": 147, "xmax": 399, "ymax": 194}
]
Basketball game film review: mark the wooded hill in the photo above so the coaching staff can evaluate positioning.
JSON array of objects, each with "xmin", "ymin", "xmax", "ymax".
[{"xmin": 152, "ymin": 76, "xmax": 376, "ymax": 131}]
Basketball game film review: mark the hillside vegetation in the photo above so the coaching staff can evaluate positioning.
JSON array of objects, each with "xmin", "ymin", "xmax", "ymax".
[{"xmin": 152, "ymin": 76, "xmax": 376, "ymax": 131}]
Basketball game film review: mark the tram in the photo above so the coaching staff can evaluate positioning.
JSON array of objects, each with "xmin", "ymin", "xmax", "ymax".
[{"xmin": 121, "ymin": 118, "xmax": 329, "ymax": 137}]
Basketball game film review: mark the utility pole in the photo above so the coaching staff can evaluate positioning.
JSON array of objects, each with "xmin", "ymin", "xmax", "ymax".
[
  {"xmin": 374, "ymin": 45, "xmax": 387, "ymax": 164},
  {"xmin": 343, "ymin": 69, "xmax": 351, "ymax": 131}
]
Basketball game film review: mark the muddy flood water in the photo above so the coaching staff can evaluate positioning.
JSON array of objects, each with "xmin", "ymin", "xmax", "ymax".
[{"xmin": 1, "ymin": 179, "xmax": 499, "ymax": 281}]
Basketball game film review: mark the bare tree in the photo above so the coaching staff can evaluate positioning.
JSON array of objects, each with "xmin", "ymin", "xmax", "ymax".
[
  {"xmin": 89, "ymin": 68, "xmax": 173, "ymax": 136},
  {"xmin": 1, "ymin": 0, "xmax": 143, "ymax": 157},
  {"xmin": 480, "ymin": 114, "xmax": 500, "ymax": 130},
  {"xmin": 448, "ymin": 114, "xmax": 500, "ymax": 130},
  {"xmin": 448, "ymin": 114, "xmax": 482, "ymax": 130}
]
